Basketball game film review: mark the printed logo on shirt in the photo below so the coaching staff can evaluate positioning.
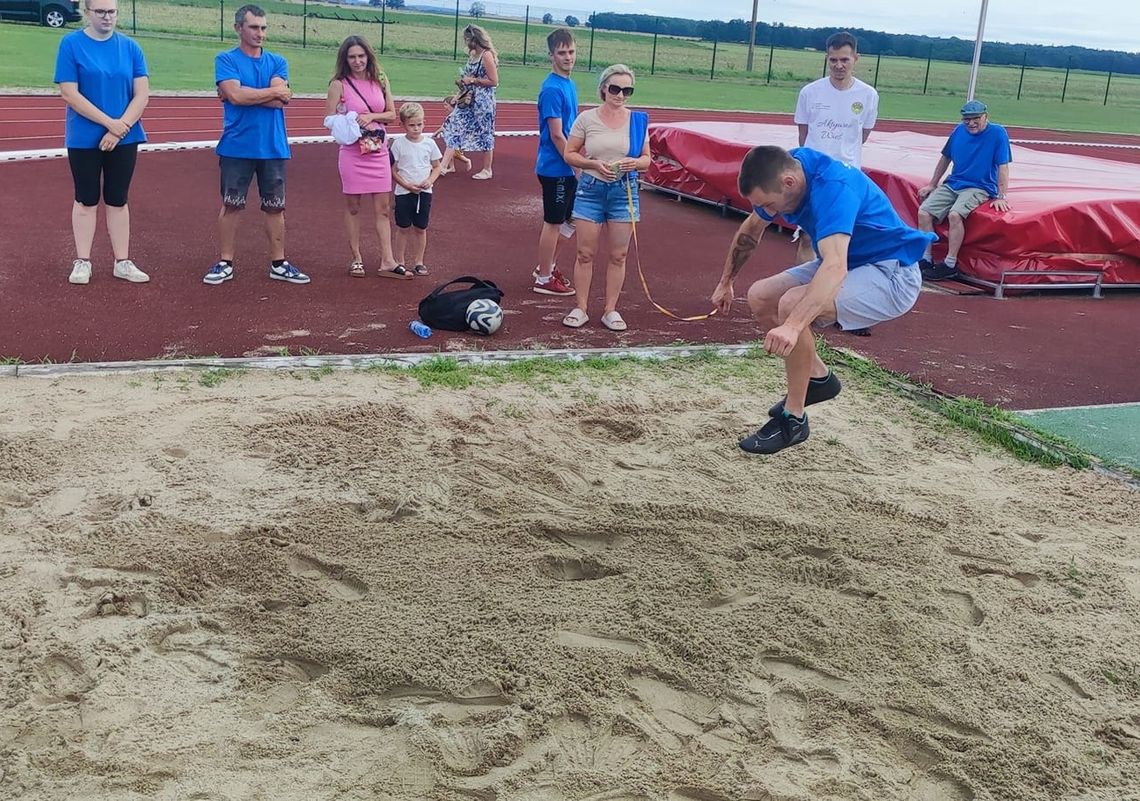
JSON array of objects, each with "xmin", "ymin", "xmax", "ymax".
[{"xmin": 851, "ymin": 102, "xmax": 864, "ymax": 115}]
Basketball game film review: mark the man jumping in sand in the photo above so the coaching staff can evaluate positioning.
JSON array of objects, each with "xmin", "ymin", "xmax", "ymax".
[{"xmin": 711, "ymin": 145, "xmax": 935, "ymax": 455}]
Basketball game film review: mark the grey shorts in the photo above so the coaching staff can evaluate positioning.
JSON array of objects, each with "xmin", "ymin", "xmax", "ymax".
[
  {"xmin": 919, "ymin": 184, "xmax": 990, "ymax": 222},
  {"xmin": 784, "ymin": 259, "xmax": 922, "ymax": 331},
  {"xmin": 219, "ymin": 156, "xmax": 287, "ymax": 211}
]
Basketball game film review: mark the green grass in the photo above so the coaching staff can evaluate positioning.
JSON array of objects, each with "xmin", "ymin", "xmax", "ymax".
[
  {"xmin": 198, "ymin": 367, "xmax": 241, "ymax": 387},
  {"xmin": 4, "ymin": 20, "xmax": 1139, "ymax": 132}
]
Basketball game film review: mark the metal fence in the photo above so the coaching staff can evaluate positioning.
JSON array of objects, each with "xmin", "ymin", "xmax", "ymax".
[{"xmin": 122, "ymin": 0, "xmax": 1140, "ymax": 106}]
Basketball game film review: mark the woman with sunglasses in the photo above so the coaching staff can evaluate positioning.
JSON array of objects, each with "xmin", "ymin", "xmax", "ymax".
[
  {"xmin": 54, "ymin": 0, "xmax": 150, "ymax": 285},
  {"xmin": 438, "ymin": 24, "xmax": 498, "ymax": 180},
  {"xmin": 561, "ymin": 64, "xmax": 651, "ymax": 332}
]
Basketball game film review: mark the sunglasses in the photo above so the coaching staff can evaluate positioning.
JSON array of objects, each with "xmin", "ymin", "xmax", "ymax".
[{"xmin": 606, "ymin": 85, "xmax": 635, "ymax": 97}]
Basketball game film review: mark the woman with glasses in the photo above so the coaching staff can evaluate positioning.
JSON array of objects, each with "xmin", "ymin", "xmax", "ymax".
[
  {"xmin": 438, "ymin": 24, "xmax": 498, "ymax": 180},
  {"xmin": 560, "ymin": 64, "xmax": 650, "ymax": 332},
  {"xmin": 54, "ymin": 0, "xmax": 150, "ymax": 285}
]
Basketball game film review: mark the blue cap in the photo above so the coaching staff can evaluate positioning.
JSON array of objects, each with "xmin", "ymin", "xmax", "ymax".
[{"xmin": 960, "ymin": 99, "xmax": 988, "ymax": 117}]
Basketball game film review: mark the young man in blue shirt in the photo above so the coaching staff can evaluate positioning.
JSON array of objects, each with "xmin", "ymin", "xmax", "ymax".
[
  {"xmin": 204, "ymin": 3, "xmax": 308, "ymax": 286},
  {"xmin": 917, "ymin": 99, "xmax": 1012, "ymax": 281},
  {"xmin": 711, "ymin": 145, "xmax": 935, "ymax": 454},
  {"xmin": 532, "ymin": 28, "xmax": 578, "ymax": 297}
]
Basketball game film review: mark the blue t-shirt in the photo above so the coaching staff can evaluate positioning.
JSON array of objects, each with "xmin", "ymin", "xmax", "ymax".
[
  {"xmin": 53, "ymin": 30, "xmax": 148, "ymax": 149},
  {"xmin": 215, "ymin": 48, "xmax": 290, "ymax": 160},
  {"xmin": 535, "ymin": 72, "xmax": 578, "ymax": 178},
  {"xmin": 943, "ymin": 122, "xmax": 1011, "ymax": 197},
  {"xmin": 755, "ymin": 148, "xmax": 936, "ymax": 270}
]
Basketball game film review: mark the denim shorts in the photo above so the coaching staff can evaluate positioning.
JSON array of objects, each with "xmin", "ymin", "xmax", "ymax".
[
  {"xmin": 219, "ymin": 156, "xmax": 287, "ymax": 211},
  {"xmin": 785, "ymin": 259, "xmax": 922, "ymax": 331},
  {"xmin": 572, "ymin": 173, "xmax": 640, "ymax": 224}
]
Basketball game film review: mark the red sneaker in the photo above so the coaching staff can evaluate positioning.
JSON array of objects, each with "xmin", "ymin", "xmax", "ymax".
[
  {"xmin": 532, "ymin": 272, "xmax": 575, "ymax": 296},
  {"xmin": 532, "ymin": 265, "xmax": 573, "ymax": 289}
]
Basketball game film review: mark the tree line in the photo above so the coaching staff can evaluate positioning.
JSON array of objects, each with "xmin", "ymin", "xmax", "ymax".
[{"xmin": 583, "ymin": 13, "xmax": 1139, "ymax": 75}]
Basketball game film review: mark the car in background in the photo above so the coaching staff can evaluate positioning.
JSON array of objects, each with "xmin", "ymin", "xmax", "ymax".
[{"xmin": 0, "ymin": 0, "xmax": 82, "ymax": 28}]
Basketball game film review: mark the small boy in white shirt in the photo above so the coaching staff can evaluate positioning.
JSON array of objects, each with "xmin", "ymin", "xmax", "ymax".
[{"xmin": 390, "ymin": 102, "xmax": 443, "ymax": 275}]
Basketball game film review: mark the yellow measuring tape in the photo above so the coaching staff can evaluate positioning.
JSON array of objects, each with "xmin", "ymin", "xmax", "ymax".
[{"xmin": 624, "ymin": 174, "xmax": 717, "ymax": 322}]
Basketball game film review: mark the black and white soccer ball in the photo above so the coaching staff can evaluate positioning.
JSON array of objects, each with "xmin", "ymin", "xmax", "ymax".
[{"xmin": 466, "ymin": 298, "xmax": 503, "ymax": 335}]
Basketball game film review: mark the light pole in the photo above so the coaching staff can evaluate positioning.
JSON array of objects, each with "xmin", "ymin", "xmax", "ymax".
[
  {"xmin": 966, "ymin": 0, "xmax": 990, "ymax": 99},
  {"xmin": 746, "ymin": 0, "xmax": 759, "ymax": 71}
]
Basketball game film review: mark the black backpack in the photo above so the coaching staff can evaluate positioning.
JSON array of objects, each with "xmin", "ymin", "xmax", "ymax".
[{"xmin": 418, "ymin": 276, "xmax": 505, "ymax": 332}]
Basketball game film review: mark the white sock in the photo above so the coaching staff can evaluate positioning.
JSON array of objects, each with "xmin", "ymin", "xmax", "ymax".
[
  {"xmin": 944, "ymin": 255, "xmax": 957, "ymax": 268},
  {"xmin": 923, "ymin": 244, "xmax": 932, "ymax": 260},
  {"xmin": 536, "ymin": 273, "xmax": 551, "ymax": 284}
]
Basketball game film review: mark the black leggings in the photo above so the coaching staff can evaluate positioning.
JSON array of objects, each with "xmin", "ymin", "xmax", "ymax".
[{"xmin": 68, "ymin": 144, "xmax": 139, "ymax": 207}]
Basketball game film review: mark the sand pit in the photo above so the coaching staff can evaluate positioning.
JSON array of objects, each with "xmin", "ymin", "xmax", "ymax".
[{"xmin": 1, "ymin": 356, "xmax": 1138, "ymax": 801}]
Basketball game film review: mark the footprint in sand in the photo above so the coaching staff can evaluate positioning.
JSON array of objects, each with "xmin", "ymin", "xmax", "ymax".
[
  {"xmin": 555, "ymin": 628, "xmax": 644, "ymax": 656},
  {"xmin": 150, "ymin": 622, "xmax": 235, "ymax": 681},
  {"xmin": 92, "ymin": 590, "xmax": 149, "ymax": 618},
  {"xmin": 577, "ymin": 417, "xmax": 646, "ymax": 444},
  {"xmin": 874, "ymin": 706, "xmax": 990, "ymax": 742},
  {"xmin": 247, "ymin": 655, "xmax": 329, "ymax": 713},
  {"xmin": 940, "ymin": 590, "xmax": 985, "ymax": 627},
  {"xmin": 537, "ymin": 554, "xmax": 621, "ymax": 582},
  {"xmin": 547, "ymin": 717, "xmax": 652, "ymax": 774},
  {"xmin": 163, "ymin": 446, "xmax": 189, "ymax": 459},
  {"xmin": 704, "ymin": 589, "xmax": 765, "ymax": 611},
  {"xmin": 1046, "ymin": 671, "xmax": 1094, "ymax": 700},
  {"xmin": 378, "ymin": 680, "xmax": 510, "ymax": 724},
  {"xmin": 959, "ymin": 563, "xmax": 1040, "ymax": 588},
  {"xmin": 34, "ymin": 653, "xmax": 95, "ymax": 704},
  {"xmin": 912, "ymin": 773, "xmax": 975, "ymax": 800},
  {"xmin": 767, "ymin": 688, "xmax": 811, "ymax": 747},
  {"xmin": 760, "ymin": 656, "xmax": 852, "ymax": 696},
  {"xmin": 536, "ymin": 521, "xmax": 625, "ymax": 552},
  {"xmin": 285, "ymin": 551, "xmax": 368, "ymax": 601},
  {"xmin": 668, "ymin": 788, "xmax": 732, "ymax": 801},
  {"xmin": 250, "ymin": 654, "xmax": 329, "ymax": 682}
]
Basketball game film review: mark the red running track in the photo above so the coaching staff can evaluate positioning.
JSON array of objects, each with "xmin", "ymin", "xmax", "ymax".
[
  {"xmin": 1, "ymin": 134, "xmax": 1137, "ymax": 410},
  {"xmin": 3, "ymin": 94, "xmax": 1140, "ymax": 163}
]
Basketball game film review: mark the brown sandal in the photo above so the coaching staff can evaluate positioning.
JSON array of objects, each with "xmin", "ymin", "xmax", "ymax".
[{"xmin": 413, "ymin": 264, "xmax": 429, "ymax": 276}]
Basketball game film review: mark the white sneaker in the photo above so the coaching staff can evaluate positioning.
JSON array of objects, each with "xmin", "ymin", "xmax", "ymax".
[
  {"xmin": 113, "ymin": 259, "xmax": 150, "ymax": 283},
  {"xmin": 69, "ymin": 259, "xmax": 91, "ymax": 285}
]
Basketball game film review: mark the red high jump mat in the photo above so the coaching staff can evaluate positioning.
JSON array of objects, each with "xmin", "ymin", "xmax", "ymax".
[{"xmin": 646, "ymin": 122, "xmax": 1140, "ymax": 286}]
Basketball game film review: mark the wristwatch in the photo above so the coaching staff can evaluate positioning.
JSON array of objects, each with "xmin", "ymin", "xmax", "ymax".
[{"xmin": 996, "ymin": 193, "xmax": 1007, "ymax": 199}]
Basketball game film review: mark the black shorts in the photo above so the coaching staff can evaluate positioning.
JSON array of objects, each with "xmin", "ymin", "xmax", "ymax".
[
  {"xmin": 538, "ymin": 174, "xmax": 577, "ymax": 225},
  {"xmin": 394, "ymin": 192, "xmax": 432, "ymax": 229},
  {"xmin": 67, "ymin": 145, "xmax": 139, "ymax": 207},
  {"xmin": 219, "ymin": 156, "xmax": 287, "ymax": 211}
]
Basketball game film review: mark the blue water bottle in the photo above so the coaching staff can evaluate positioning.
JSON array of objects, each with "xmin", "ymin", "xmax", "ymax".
[{"xmin": 409, "ymin": 319, "xmax": 432, "ymax": 339}]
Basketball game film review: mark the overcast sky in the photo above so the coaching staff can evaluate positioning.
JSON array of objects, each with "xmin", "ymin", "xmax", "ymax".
[{"xmin": 584, "ymin": 0, "xmax": 1139, "ymax": 52}]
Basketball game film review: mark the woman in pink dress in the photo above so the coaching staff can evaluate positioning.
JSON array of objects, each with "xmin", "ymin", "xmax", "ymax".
[{"xmin": 325, "ymin": 36, "xmax": 409, "ymax": 278}]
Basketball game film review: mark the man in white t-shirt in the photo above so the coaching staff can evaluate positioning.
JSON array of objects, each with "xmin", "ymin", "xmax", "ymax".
[{"xmin": 793, "ymin": 31, "xmax": 879, "ymax": 270}]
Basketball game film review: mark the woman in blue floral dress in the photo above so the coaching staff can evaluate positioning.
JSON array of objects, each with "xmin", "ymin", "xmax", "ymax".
[{"xmin": 440, "ymin": 25, "xmax": 498, "ymax": 180}]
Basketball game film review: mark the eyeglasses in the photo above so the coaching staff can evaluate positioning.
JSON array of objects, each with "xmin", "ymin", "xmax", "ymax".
[
  {"xmin": 606, "ymin": 85, "xmax": 635, "ymax": 97},
  {"xmin": 88, "ymin": 8, "xmax": 118, "ymax": 16}
]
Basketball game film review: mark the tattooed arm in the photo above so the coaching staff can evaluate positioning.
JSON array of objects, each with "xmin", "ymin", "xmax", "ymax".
[{"xmin": 711, "ymin": 212, "xmax": 769, "ymax": 314}]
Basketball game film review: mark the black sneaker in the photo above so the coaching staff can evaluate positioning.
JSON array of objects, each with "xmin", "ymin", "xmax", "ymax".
[
  {"xmin": 739, "ymin": 412, "xmax": 810, "ymax": 455},
  {"xmin": 834, "ymin": 322, "xmax": 870, "ymax": 337},
  {"xmin": 768, "ymin": 370, "xmax": 841, "ymax": 417},
  {"xmin": 923, "ymin": 261, "xmax": 959, "ymax": 281}
]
